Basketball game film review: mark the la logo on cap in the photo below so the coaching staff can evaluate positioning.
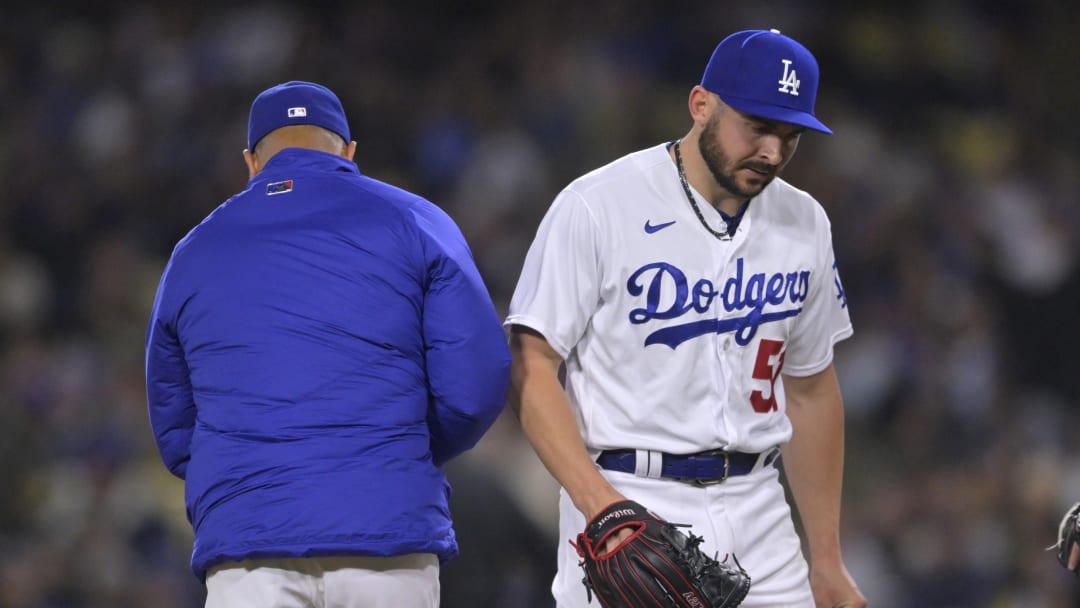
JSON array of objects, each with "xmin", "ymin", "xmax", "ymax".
[
  {"xmin": 778, "ymin": 60, "xmax": 800, "ymax": 96},
  {"xmin": 288, "ymin": 107, "xmax": 307, "ymax": 117}
]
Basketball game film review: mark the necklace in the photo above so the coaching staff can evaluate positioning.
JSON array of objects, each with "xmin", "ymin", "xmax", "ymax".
[{"xmin": 673, "ymin": 140, "xmax": 730, "ymax": 240}]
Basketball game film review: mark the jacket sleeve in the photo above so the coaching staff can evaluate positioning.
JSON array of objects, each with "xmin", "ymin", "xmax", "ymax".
[
  {"xmin": 145, "ymin": 259, "xmax": 196, "ymax": 479},
  {"xmin": 413, "ymin": 204, "xmax": 511, "ymax": 466}
]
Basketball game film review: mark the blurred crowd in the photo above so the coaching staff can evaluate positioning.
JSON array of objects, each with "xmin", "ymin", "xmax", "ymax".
[{"xmin": 1, "ymin": 1, "xmax": 1078, "ymax": 606}]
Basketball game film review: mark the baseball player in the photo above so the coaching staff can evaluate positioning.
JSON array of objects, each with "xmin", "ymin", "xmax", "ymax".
[
  {"xmin": 506, "ymin": 30, "xmax": 866, "ymax": 607},
  {"xmin": 1054, "ymin": 502, "xmax": 1080, "ymax": 577},
  {"xmin": 146, "ymin": 81, "xmax": 510, "ymax": 607}
]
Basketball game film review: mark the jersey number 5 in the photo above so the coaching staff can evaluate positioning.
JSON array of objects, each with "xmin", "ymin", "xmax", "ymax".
[{"xmin": 750, "ymin": 338, "xmax": 785, "ymax": 413}]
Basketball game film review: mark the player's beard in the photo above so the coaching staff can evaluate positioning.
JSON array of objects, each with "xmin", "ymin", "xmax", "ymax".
[{"xmin": 698, "ymin": 113, "xmax": 776, "ymax": 200}]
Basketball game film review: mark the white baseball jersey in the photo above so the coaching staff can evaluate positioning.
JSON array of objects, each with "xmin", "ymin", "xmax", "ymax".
[{"xmin": 506, "ymin": 142, "xmax": 852, "ymax": 455}]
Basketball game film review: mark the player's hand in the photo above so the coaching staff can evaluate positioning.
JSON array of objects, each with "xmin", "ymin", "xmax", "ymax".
[
  {"xmin": 809, "ymin": 560, "xmax": 867, "ymax": 608},
  {"xmin": 599, "ymin": 527, "xmax": 635, "ymax": 555}
]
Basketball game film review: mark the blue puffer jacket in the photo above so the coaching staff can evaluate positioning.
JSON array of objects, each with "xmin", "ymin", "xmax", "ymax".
[{"xmin": 145, "ymin": 148, "xmax": 510, "ymax": 581}]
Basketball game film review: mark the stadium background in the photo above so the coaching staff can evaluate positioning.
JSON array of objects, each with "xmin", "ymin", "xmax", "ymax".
[{"xmin": 1, "ymin": 1, "xmax": 1078, "ymax": 606}]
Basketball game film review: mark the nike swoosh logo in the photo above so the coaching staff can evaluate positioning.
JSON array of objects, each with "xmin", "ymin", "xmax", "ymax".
[{"xmin": 644, "ymin": 220, "xmax": 676, "ymax": 234}]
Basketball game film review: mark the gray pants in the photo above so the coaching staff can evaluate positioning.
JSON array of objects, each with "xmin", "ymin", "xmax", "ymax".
[{"xmin": 205, "ymin": 554, "xmax": 440, "ymax": 608}]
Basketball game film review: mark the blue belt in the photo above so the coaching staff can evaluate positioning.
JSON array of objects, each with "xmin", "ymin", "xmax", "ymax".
[{"xmin": 595, "ymin": 448, "xmax": 779, "ymax": 486}]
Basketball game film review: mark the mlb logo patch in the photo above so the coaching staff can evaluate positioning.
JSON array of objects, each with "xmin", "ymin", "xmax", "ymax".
[
  {"xmin": 287, "ymin": 107, "xmax": 307, "ymax": 117},
  {"xmin": 266, "ymin": 180, "xmax": 294, "ymax": 195}
]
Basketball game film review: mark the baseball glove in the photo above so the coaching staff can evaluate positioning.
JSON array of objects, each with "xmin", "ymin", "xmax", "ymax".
[
  {"xmin": 1055, "ymin": 502, "xmax": 1080, "ymax": 576},
  {"xmin": 572, "ymin": 500, "xmax": 750, "ymax": 607}
]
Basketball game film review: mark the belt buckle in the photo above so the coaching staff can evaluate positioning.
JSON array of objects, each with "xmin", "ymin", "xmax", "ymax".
[{"xmin": 689, "ymin": 450, "xmax": 729, "ymax": 487}]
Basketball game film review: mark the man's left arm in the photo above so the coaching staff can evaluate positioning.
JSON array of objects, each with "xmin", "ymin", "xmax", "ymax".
[
  {"xmin": 415, "ymin": 205, "xmax": 511, "ymax": 467},
  {"xmin": 781, "ymin": 363, "xmax": 866, "ymax": 608},
  {"xmin": 145, "ymin": 272, "xmax": 196, "ymax": 479}
]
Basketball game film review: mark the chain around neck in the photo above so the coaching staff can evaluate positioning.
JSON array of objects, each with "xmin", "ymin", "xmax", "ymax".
[{"xmin": 673, "ymin": 140, "xmax": 730, "ymax": 241}]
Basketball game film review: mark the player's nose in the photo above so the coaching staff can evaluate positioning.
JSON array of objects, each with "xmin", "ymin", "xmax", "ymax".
[{"xmin": 756, "ymin": 134, "xmax": 783, "ymax": 164}]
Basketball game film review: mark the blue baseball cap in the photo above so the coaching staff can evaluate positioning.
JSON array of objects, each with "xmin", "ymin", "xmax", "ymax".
[
  {"xmin": 247, "ymin": 81, "xmax": 351, "ymax": 150},
  {"xmin": 701, "ymin": 29, "xmax": 831, "ymax": 134}
]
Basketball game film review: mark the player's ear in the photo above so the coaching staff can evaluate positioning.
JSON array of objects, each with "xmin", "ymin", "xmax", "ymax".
[
  {"xmin": 344, "ymin": 140, "xmax": 357, "ymax": 161},
  {"xmin": 243, "ymin": 148, "xmax": 259, "ymax": 178},
  {"xmin": 688, "ymin": 86, "xmax": 713, "ymax": 127}
]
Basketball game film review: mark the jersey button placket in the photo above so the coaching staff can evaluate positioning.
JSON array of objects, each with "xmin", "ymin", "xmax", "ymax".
[
  {"xmin": 714, "ymin": 235, "xmax": 746, "ymax": 445},
  {"xmin": 712, "ymin": 248, "xmax": 736, "ymax": 443}
]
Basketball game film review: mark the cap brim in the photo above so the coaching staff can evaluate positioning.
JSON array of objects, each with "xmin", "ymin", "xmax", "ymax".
[{"xmin": 720, "ymin": 94, "xmax": 832, "ymax": 134}]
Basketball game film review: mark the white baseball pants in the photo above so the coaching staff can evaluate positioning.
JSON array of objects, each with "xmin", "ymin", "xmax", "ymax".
[
  {"xmin": 554, "ymin": 464, "xmax": 813, "ymax": 607},
  {"xmin": 204, "ymin": 553, "xmax": 439, "ymax": 608}
]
